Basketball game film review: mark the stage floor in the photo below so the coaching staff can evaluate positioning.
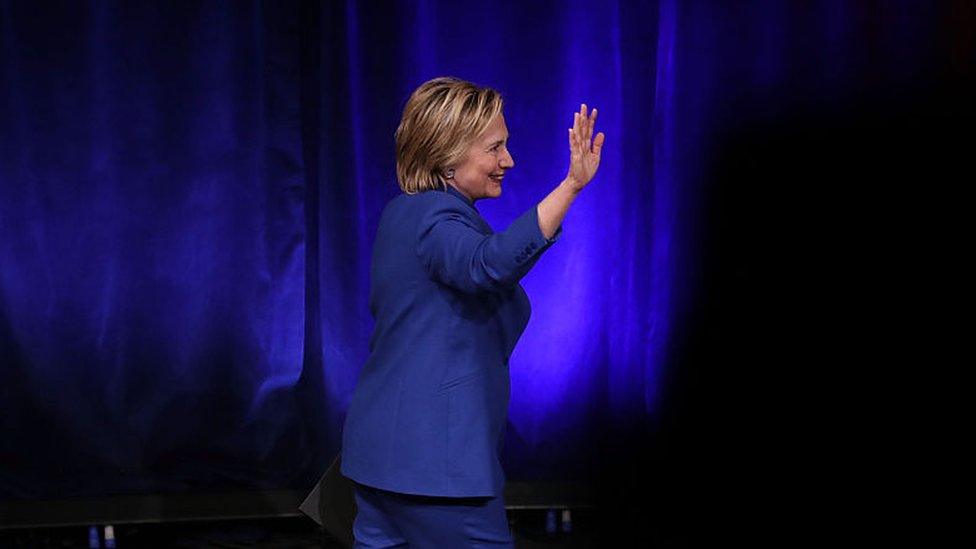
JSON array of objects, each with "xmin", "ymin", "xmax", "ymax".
[{"xmin": 0, "ymin": 510, "xmax": 620, "ymax": 548}]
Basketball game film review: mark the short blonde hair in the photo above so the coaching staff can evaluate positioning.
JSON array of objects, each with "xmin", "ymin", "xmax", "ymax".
[{"xmin": 395, "ymin": 77, "xmax": 504, "ymax": 194}]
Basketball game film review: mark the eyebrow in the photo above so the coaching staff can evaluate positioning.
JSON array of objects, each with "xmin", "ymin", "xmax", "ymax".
[{"xmin": 487, "ymin": 136, "xmax": 508, "ymax": 147}]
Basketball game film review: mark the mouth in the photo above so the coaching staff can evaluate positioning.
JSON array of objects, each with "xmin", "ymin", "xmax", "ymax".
[{"xmin": 489, "ymin": 173, "xmax": 504, "ymax": 183}]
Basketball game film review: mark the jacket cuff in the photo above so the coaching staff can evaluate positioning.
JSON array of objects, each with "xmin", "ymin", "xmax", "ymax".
[{"xmin": 508, "ymin": 205, "xmax": 561, "ymax": 268}]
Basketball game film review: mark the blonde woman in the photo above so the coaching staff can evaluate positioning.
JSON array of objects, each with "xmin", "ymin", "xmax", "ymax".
[{"xmin": 341, "ymin": 77, "xmax": 604, "ymax": 547}]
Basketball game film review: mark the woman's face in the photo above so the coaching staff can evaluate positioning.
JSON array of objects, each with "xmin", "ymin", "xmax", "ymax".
[{"xmin": 449, "ymin": 113, "xmax": 514, "ymax": 202}]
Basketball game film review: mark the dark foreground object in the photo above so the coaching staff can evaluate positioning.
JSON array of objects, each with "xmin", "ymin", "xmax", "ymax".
[{"xmin": 299, "ymin": 456, "xmax": 356, "ymax": 547}]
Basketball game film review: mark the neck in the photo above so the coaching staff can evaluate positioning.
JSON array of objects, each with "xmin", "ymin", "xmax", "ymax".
[{"xmin": 446, "ymin": 183, "xmax": 475, "ymax": 204}]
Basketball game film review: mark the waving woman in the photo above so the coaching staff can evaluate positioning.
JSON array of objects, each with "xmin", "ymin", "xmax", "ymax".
[{"xmin": 340, "ymin": 77, "xmax": 604, "ymax": 547}]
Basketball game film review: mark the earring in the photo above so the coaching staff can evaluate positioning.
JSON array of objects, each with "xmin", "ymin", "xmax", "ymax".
[{"xmin": 445, "ymin": 169, "xmax": 455, "ymax": 180}]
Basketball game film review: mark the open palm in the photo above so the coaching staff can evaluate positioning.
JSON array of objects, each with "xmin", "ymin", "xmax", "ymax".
[{"xmin": 566, "ymin": 103, "xmax": 605, "ymax": 191}]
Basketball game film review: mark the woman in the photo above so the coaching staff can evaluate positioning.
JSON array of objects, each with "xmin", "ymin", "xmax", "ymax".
[{"xmin": 340, "ymin": 77, "xmax": 604, "ymax": 547}]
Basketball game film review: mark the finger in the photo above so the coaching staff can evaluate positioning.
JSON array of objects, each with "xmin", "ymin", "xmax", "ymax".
[
  {"xmin": 574, "ymin": 112, "xmax": 584, "ymax": 153},
  {"xmin": 585, "ymin": 107, "xmax": 594, "ymax": 144},
  {"xmin": 590, "ymin": 109, "xmax": 597, "ymax": 143},
  {"xmin": 581, "ymin": 104, "xmax": 593, "ymax": 144},
  {"xmin": 588, "ymin": 108, "xmax": 598, "ymax": 145},
  {"xmin": 592, "ymin": 131, "xmax": 605, "ymax": 156},
  {"xmin": 568, "ymin": 128, "xmax": 575, "ymax": 152}
]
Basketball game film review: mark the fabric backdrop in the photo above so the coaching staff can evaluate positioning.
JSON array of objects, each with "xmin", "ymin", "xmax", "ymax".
[{"xmin": 0, "ymin": 0, "xmax": 970, "ymax": 501}]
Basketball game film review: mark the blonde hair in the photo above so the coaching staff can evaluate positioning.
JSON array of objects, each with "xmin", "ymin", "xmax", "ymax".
[{"xmin": 395, "ymin": 77, "xmax": 504, "ymax": 194}]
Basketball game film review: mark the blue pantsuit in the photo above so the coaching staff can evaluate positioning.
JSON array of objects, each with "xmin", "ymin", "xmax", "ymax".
[
  {"xmin": 352, "ymin": 481, "xmax": 514, "ymax": 548},
  {"xmin": 341, "ymin": 185, "xmax": 560, "ymax": 545}
]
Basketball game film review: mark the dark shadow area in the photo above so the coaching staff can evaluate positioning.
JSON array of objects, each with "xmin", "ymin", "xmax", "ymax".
[{"xmin": 588, "ymin": 71, "xmax": 973, "ymax": 546}]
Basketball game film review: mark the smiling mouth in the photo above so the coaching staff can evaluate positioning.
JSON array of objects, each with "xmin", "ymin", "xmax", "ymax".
[{"xmin": 489, "ymin": 173, "xmax": 504, "ymax": 183}]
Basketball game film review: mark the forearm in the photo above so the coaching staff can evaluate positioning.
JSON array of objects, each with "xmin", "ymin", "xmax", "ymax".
[{"xmin": 537, "ymin": 178, "xmax": 580, "ymax": 239}]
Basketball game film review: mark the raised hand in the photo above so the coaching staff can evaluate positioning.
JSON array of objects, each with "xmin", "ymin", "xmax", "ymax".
[{"xmin": 566, "ymin": 103, "xmax": 605, "ymax": 191}]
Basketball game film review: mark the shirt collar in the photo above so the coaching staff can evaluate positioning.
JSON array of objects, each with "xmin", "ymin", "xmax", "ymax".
[{"xmin": 443, "ymin": 184, "xmax": 478, "ymax": 211}]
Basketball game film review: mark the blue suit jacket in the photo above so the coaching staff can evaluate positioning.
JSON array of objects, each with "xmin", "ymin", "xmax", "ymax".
[{"xmin": 340, "ymin": 185, "xmax": 560, "ymax": 497}]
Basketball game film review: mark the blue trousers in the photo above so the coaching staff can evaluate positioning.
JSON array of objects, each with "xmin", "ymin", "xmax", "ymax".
[{"xmin": 352, "ymin": 482, "xmax": 514, "ymax": 548}]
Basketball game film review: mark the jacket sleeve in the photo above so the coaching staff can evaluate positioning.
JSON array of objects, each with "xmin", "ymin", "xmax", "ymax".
[{"xmin": 415, "ymin": 201, "xmax": 561, "ymax": 294}]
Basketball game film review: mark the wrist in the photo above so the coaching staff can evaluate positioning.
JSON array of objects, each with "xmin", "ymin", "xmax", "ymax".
[{"xmin": 561, "ymin": 177, "xmax": 584, "ymax": 194}]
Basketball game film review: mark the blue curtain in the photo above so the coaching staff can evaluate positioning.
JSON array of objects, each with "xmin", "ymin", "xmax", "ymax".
[{"xmin": 1, "ymin": 0, "xmax": 970, "ymax": 509}]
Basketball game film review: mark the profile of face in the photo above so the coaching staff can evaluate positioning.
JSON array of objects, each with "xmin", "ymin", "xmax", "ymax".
[{"xmin": 448, "ymin": 113, "xmax": 514, "ymax": 202}]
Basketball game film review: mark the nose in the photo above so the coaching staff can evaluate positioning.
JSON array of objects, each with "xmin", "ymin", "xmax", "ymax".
[{"xmin": 500, "ymin": 148, "xmax": 514, "ymax": 169}]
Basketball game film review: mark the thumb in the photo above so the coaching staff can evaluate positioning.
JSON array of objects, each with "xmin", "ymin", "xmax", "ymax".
[{"xmin": 592, "ymin": 132, "xmax": 606, "ymax": 156}]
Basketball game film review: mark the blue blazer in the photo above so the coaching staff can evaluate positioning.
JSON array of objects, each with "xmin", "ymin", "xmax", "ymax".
[{"xmin": 340, "ymin": 185, "xmax": 560, "ymax": 497}]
